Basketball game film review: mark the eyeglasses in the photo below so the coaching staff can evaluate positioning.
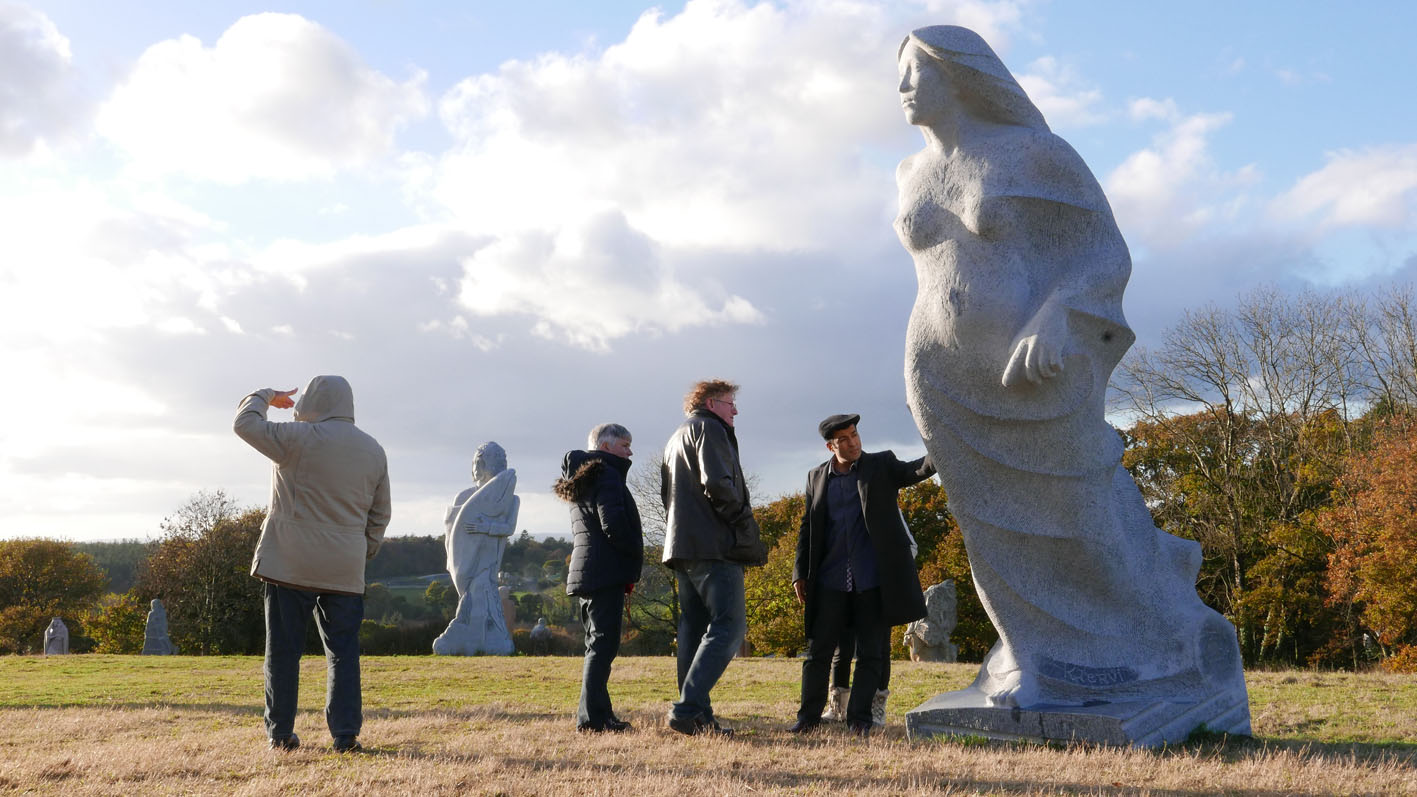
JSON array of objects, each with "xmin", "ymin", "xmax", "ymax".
[{"xmin": 711, "ymin": 397, "xmax": 737, "ymax": 409}]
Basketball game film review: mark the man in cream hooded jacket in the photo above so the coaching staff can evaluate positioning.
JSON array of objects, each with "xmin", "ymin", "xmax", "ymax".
[{"xmin": 235, "ymin": 375, "xmax": 390, "ymax": 753}]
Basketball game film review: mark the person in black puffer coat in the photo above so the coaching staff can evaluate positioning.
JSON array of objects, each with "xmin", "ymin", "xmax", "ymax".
[{"xmin": 554, "ymin": 422, "xmax": 644, "ymax": 732}]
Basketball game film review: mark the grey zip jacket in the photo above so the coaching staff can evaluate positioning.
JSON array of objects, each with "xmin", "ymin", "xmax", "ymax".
[{"xmin": 234, "ymin": 375, "xmax": 391, "ymax": 594}]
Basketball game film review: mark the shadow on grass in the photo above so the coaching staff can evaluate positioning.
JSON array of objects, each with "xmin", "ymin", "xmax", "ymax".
[
  {"xmin": 9, "ymin": 700, "xmax": 1415, "ymax": 776},
  {"xmin": 1173, "ymin": 732, "xmax": 1417, "ymax": 766}
]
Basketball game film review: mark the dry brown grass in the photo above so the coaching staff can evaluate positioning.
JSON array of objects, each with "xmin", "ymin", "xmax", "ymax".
[{"xmin": 1, "ymin": 657, "xmax": 1414, "ymax": 795}]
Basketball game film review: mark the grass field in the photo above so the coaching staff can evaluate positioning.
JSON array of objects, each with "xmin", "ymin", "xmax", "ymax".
[{"xmin": 1, "ymin": 656, "xmax": 1414, "ymax": 795}]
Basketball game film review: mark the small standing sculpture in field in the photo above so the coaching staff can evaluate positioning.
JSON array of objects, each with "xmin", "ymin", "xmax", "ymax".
[
  {"xmin": 904, "ymin": 581, "xmax": 958, "ymax": 663},
  {"xmin": 895, "ymin": 25, "xmax": 1249, "ymax": 744},
  {"xmin": 433, "ymin": 442, "xmax": 519, "ymax": 656},
  {"xmin": 141, "ymin": 599, "xmax": 177, "ymax": 655},
  {"xmin": 43, "ymin": 617, "xmax": 68, "ymax": 655}
]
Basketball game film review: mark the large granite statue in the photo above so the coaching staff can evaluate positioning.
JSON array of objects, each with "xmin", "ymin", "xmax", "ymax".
[
  {"xmin": 895, "ymin": 25, "xmax": 1249, "ymax": 746},
  {"xmin": 904, "ymin": 581, "xmax": 958, "ymax": 662},
  {"xmin": 43, "ymin": 617, "xmax": 68, "ymax": 655},
  {"xmin": 433, "ymin": 442, "xmax": 519, "ymax": 656},
  {"xmin": 141, "ymin": 599, "xmax": 177, "ymax": 655}
]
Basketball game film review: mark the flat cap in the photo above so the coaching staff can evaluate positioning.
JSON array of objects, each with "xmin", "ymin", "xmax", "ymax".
[{"xmin": 818, "ymin": 413, "xmax": 861, "ymax": 440}]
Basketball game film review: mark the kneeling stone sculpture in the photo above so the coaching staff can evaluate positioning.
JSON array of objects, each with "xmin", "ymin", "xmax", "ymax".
[
  {"xmin": 904, "ymin": 581, "xmax": 958, "ymax": 663},
  {"xmin": 895, "ymin": 25, "xmax": 1249, "ymax": 747},
  {"xmin": 433, "ymin": 442, "xmax": 518, "ymax": 656}
]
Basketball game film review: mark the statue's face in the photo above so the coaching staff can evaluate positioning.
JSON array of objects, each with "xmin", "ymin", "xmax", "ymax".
[{"xmin": 899, "ymin": 43, "xmax": 951, "ymax": 126}]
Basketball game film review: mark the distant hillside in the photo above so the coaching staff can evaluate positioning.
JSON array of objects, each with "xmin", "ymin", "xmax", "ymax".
[{"xmin": 74, "ymin": 540, "xmax": 152, "ymax": 594}]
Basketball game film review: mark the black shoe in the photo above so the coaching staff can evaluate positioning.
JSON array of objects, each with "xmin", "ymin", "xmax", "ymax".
[
  {"xmin": 577, "ymin": 722, "xmax": 606, "ymax": 733},
  {"xmin": 332, "ymin": 736, "xmax": 362, "ymax": 753},
  {"xmin": 667, "ymin": 713, "xmax": 703, "ymax": 736},
  {"xmin": 668, "ymin": 713, "xmax": 734, "ymax": 737},
  {"xmin": 604, "ymin": 717, "xmax": 632, "ymax": 732},
  {"xmin": 788, "ymin": 718, "xmax": 820, "ymax": 734},
  {"xmin": 269, "ymin": 734, "xmax": 300, "ymax": 752},
  {"xmin": 848, "ymin": 721, "xmax": 871, "ymax": 738}
]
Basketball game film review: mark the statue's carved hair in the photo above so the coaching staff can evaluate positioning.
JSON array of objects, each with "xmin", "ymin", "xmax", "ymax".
[{"xmin": 900, "ymin": 25, "xmax": 1048, "ymax": 131}]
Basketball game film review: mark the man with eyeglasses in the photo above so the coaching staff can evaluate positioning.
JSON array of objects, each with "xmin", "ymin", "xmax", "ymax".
[
  {"xmin": 788, "ymin": 413, "xmax": 934, "ymax": 737},
  {"xmin": 660, "ymin": 379, "xmax": 767, "ymax": 736}
]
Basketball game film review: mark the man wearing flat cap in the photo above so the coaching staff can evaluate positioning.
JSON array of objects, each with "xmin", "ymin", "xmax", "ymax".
[{"xmin": 789, "ymin": 414, "xmax": 934, "ymax": 736}]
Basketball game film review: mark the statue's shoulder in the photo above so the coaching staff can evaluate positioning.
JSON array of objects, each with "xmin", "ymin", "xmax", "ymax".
[{"xmin": 979, "ymin": 126, "xmax": 1108, "ymax": 213}]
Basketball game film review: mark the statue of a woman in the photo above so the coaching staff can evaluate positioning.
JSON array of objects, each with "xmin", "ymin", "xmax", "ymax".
[
  {"xmin": 896, "ymin": 25, "xmax": 1248, "ymax": 721},
  {"xmin": 43, "ymin": 617, "xmax": 68, "ymax": 655},
  {"xmin": 433, "ymin": 442, "xmax": 519, "ymax": 655},
  {"xmin": 142, "ymin": 598, "xmax": 177, "ymax": 655}
]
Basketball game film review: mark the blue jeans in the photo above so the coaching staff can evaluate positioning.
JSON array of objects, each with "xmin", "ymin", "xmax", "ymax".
[
  {"xmin": 263, "ymin": 582, "xmax": 364, "ymax": 741},
  {"xmin": 577, "ymin": 585, "xmax": 625, "ymax": 728},
  {"xmin": 672, "ymin": 560, "xmax": 746, "ymax": 722}
]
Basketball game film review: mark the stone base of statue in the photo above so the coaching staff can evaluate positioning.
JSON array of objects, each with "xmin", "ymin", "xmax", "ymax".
[
  {"xmin": 432, "ymin": 615, "xmax": 514, "ymax": 656},
  {"xmin": 906, "ymin": 687, "xmax": 1251, "ymax": 748},
  {"xmin": 141, "ymin": 637, "xmax": 176, "ymax": 655}
]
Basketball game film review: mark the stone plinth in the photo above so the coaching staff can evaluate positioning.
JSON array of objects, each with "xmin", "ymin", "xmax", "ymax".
[{"xmin": 906, "ymin": 687, "xmax": 1251, "ymax": 748}]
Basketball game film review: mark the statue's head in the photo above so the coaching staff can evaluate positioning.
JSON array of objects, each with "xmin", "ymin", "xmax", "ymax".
[
  {"xmin": 898, "ymin": 25, "xmax": 1046, "ymax": 131},
  {"xmin": 150, "ymin": 599, "xmax": 162, "ymax": 611},
  {"xmin": 472, "ymin": 441, "xmax": 508, "ymax": 485}
]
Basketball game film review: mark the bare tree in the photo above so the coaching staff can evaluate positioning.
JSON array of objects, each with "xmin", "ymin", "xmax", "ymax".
[{"xmin": 625, "ymin": 455, "xmax": 678, "ymax": 646}]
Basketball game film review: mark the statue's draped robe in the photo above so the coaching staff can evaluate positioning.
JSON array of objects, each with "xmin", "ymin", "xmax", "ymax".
[
  {"xmin": 435, "ymin": 468, "xmax": 518, "ymax": 655},
  {"xmin": 899, "ymin": 125, "xmax": 1246, "ymax": 706}
]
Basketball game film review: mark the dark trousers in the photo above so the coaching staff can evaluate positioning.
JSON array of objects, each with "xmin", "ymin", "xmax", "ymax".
[
  {"xmin": 798, "ymin": 587, "xmax": 887, "ymax": 726},
  {"xmin": 263, "ymin": 582, "xmax": 363, "ymax": 741},
  {"xmin": 829, "ymin": 628, "xmax": 892, "ymax": 689},
  {"xmin": 673, "ymin": 560, "xmax": 746, "ymax": 722},
  {"xmin": 576, "ymin": 585, "xmax": 625, "ymax": 728}
]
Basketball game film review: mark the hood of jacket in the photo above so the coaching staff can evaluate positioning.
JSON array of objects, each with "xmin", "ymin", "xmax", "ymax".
[
  {"xmin": 294, "ymin": 375, "xmax": 355, "ymax": 423},
  {"xmin": 555, "ymin": 449, "xmax": 631, "ymax": 501}
]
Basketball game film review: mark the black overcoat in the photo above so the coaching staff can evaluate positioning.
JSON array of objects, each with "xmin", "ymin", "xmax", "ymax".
[{"xmin": 792, "ymin": 450, "xmax": 935, "ymax": 634}]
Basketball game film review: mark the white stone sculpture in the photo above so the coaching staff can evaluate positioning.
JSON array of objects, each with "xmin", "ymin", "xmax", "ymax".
[
  {"xmin": 141, "ymin": 599, "xmax": 177, "ymax": 655},
  {"xmin": 904, "ymin": 581, "xmax": 958, "ymax": 663},
  {"xmin": 433, "ymin": 442, "xmax": 519, "ymax": 656},
  {"xmin": 43, "ymin": 617, "xmax": 68, "ymax": 655},
  {"xmin": 895, "ymin": 25, "xmax": 1249, "ymax": 746}
]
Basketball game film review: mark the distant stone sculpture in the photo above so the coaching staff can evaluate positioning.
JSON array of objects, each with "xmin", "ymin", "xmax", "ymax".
[
  {"xmin": 141, "ymin": 599, "xmax": 177, "ymax": 655},
  {"xmin": 43, "ymin": 617, "xmax": 68, "ymax": 655},
  {"xmin": 498, "ymin": 584, "xmax": 517, "ymax": 631},
  {"xmin": 529, "ymin": 617, "xmax": 552, "ymax": 655},
  {"xmin": 895, "ymin": 25, "xmax": 1249, "ymax": 746},
  {"xmin": 433, "ymin": 442, "xmax": 519, "ymax": 656},
  {"xmin": 904, "ymin": 581, "xmax": 958, "ymax": 662}
]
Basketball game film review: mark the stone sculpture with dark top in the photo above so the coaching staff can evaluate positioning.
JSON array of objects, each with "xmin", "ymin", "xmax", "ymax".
[{"xmin": 43, "ymin": 617, "xmax": 68, "ymax": 655}]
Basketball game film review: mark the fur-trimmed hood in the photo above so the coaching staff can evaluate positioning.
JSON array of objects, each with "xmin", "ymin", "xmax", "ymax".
[{"xmin": 554, "ymin": 449, "xmax": 630, "ymax": 502}]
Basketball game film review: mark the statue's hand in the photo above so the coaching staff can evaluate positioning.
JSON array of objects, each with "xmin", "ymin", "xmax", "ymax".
[{"xmin": 1002, "ymin": 302, "xmax": 1066, "ymax": 387}]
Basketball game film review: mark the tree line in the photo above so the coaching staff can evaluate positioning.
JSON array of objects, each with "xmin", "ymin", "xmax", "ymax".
[{"xmin": 5, "ymin": 284, "xmax": 1417, "ymax": 669}]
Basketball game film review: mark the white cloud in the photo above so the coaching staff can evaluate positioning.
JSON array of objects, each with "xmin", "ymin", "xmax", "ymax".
[
  {"xmin": 0, "ymin": 2, "xmax": 79, "ymax": 157},
  {"xmin": 96, "ymin": 12, "xmax": 428, "ymax": 182},
  {"xmin": 1105, "ymin": 104, "xmax": 1258, "ymax": 248},
  {"xmin": 1016, "ymin": 55, "xmax": 1105, "ymax": 129},
  {"xmin": 1269, "ymin": 144, "xmax": 1417, "ymax": 232},
  {"xmin": 428, "ymin": 0, "xmax": 1030, "ymax": 347},
  {"xmin": 433, "ymin": 0, "xmax": 910, "ymax": 251},
  {"xmin": 457, "ymin": 210, "xmax": 764, "ymax": 351}
]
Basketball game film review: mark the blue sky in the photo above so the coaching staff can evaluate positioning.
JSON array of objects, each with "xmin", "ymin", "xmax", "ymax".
[{"xmin": 3, "ymin": 0, "xmax": 1416, "ymax": 543}]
